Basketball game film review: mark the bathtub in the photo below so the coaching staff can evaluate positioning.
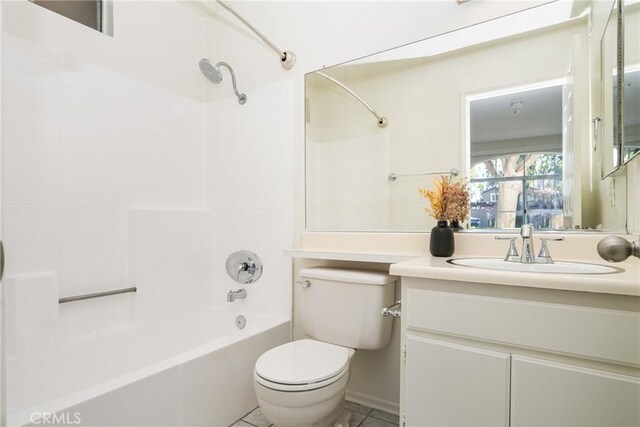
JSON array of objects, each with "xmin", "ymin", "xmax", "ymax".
[{"xmin": 6, "ymin": 307, "xmax": 289, "ymax": 427}]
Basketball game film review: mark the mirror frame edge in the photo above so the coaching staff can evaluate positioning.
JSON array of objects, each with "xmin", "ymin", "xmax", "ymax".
[
  {"xmin": 600, "ymin": 0, "xmax": 625, "ymax": 179},
  {"xmin": 621, "ymin": 0, "xmax": 640, "ymax": 165}
]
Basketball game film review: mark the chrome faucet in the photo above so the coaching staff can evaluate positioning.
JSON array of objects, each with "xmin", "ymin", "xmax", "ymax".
[
  {"xmin": 496, "ymin": 225, "xmax": 563, "ymax": 264},
  {"xmin": 519, "ymin": 224, "xmax": 536, "ymax": 263},
  {"xmin": 227, "ymin": 289, "xmax": 247, "ymax": 302}
]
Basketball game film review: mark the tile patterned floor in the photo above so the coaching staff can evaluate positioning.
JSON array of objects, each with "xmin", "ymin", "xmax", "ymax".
[{"xmin": 230, "ymin": 401, "xmax": 400, "ymax": 427}]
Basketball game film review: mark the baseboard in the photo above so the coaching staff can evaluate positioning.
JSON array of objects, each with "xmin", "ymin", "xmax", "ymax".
[{"xmin": 345, "ymin": 390, "xmax": 400, "ymax": 416}]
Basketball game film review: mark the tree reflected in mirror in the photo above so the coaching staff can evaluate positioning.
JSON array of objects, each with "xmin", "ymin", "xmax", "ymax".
[{"xmin": 470, "ymin": 154, "xmax": 563, "ymax": 229}]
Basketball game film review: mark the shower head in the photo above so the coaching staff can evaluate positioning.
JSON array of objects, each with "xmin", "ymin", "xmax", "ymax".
[
  {"xmin": 199, "ymin": 58, "xmax": 223, "ymax": 84},
  {"xmin": 199, "ymin": 58, "xmax": 247, "ymax": 105}
]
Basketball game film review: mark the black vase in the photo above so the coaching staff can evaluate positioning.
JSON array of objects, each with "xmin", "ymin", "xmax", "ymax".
[
  {"xmin": 429, "ymin": 220, "xmax": 455, "ymax": 257},
  {"xmin": 450, "ymin": 220, "xmax": 463, "ymax": 232}
]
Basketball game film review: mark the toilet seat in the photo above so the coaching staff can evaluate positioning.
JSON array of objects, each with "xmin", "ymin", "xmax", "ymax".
[{"xmin": 254, "ymin": 339, "xmax": 353, "ymax": 392}]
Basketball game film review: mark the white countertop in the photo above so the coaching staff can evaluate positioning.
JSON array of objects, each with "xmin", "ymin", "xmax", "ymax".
[
  {"xmin": 390, "ymin": 256, "xmax": 640, "ymax": 296},
  {"xmin": 284, "ymin": 248, "xmax": 423, "ymax": 263}
]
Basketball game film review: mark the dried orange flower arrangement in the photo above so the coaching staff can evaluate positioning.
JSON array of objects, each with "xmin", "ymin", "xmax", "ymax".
[{"xmin": 418, "ymin": 176, "xmax": 470, "ymax": 223}]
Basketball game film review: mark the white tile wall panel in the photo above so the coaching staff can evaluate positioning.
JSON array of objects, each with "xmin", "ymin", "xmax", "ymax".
[
  {"xmin": 1, "ymin": 238, "xmax": 59, "ymax": 277},
  {"xmin": 205, "ymin": 79, "xmax": 293, "ymax": 318},
  {"xmin": 2, "ymin": 171, "xmax": 62, "ymax": 206},
  {"xmin": 3, "ymin": 103, "xmax": 59, "ymax": 143},
  {"xmin": 17, "ymin": 40, "xmax": 59, "ymax": 80},
  {"xmin": 3, "ymin": 68, "xmax": 58, "ymax": 110},
  {"xmin": 3, "ymin": 135, "xmax": 60, "ymax": 173}
]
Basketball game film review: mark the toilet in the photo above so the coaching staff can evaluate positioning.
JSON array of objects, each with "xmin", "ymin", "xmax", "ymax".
[{"xmin": 254, "ymin": 267, "xmax": 397, "ymax": 427}]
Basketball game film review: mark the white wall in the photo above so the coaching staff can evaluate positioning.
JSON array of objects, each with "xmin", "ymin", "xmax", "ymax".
[
  {"xmin": 3, "ymin": 1, "xmax": 208, "ymax": 101},
  {"xmin": 203, "ymin": 1, "xmax": 553, "ymax": 95}
]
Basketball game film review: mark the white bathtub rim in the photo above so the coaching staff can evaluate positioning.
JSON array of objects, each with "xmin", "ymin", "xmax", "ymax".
[{"xmin": 8, "ymin": 313, "xmax": 289, "ymax": 427}]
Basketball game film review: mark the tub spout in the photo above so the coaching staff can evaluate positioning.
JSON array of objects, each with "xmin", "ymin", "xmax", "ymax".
[{"xmin": 227, "ymin": 289, "xmax": 247, "ymax": 302}]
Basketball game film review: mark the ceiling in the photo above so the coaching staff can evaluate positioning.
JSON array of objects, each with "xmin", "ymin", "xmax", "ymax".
[{"xmin": 470, "ymin": 84, "xmax": 563, "ymax": 145}]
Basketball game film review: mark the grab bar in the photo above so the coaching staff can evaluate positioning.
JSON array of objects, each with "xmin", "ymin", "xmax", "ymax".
[
  {"xmin": 59, "ymin": 287, "xmax": 137, "ymax": 304},
  {"xmin": 388, "ymin": 168, "xmax": 459, "ymax": 182},
  {"xmin": 381, "ymin": 301, "xmax": 401, "ymax": 318}
]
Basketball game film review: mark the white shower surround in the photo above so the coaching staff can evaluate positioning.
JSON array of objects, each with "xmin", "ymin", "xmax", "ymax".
[
  {"xmin": 2, "ymin": 2, "xmax": 294, "ymax": 425},
  {"xmin": 4, "ymin": 206, "xmax": 291, "ymax": 426},
  {"xmin": 7, "ymin": 308, "xmax": 289, "ymax": 427}
]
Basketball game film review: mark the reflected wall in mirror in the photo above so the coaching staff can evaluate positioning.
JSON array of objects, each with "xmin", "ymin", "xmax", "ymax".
[
  {"xmin": 305, "ymin": 1, "xmax": 628, "ymax": 233},
  {"xmin": 623, "ymin": 1, "xmax": 640, "ymax": 163}
]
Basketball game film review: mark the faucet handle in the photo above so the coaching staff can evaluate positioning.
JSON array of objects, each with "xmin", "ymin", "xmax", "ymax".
[
  {"xmin": 537, "ymin": 237, "xmax": 564, "ymax": 264},
  {"xmin": 495, "ymin": 236, "xmax": 519, "ymax": 262}
]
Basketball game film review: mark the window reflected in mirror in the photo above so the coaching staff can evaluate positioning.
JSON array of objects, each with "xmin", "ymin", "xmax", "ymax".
[
  {"xmin": 468, "ymin": 82, "xmax": 566, "ymax": 230},
  {"xmin": 470, "ymin": 154, "xmax": 563, "ymax": 230}
]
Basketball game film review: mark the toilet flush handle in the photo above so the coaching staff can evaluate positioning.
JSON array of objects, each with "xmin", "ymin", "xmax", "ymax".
[{"xmin": 381, "ymin": 301, "xmax": 401, "ymax": 318}]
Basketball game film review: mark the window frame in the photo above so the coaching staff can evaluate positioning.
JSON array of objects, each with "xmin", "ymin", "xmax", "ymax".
[{"xmin": 29, "ymin": 0, "xmax": 113, "ymax": 36}]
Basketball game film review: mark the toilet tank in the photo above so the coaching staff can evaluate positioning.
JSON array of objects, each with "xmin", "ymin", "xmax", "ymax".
[{"xmin": 299, "ymin": 267, "xmax": 397, "ymax": 350}]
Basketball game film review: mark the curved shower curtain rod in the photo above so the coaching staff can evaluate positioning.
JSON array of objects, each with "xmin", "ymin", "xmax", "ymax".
[
  {"xmin": 315, "ymin": 72, "xmax": 388, "ymax": 128},
  {"xmin": 215, "ymin": 0, "xmax": 296, "ymax": 70}
]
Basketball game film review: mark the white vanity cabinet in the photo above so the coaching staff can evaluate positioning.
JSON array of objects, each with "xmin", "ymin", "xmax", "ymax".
[
  {"xmin": 405, "ymin": 336, "xmax": 511, "ymax": 426},
  {"xmin": 510, "ymin": 356, "xmax": 640, "ymax": 426},
  {"xmin": 399, "ymin": 277, "xmax": 640, "ymax": 427}
]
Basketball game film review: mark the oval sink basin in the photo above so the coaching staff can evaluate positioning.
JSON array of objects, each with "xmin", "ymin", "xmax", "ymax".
[{"xmin": 447, "ymin": 258, "xmax": 624, "ymax": 275}]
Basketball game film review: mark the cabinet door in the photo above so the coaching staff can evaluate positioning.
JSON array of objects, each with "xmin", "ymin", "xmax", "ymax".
[
  {"xmin": 405, "ymin": 336, "xmax": 510, "ymax": 427},
  {"xmin": 511, "ymin": 356, "xmax": 640, "ymax": 427}
]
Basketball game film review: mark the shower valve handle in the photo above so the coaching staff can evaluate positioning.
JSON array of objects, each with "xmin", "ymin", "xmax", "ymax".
[
  {"xmin": 226, "ymin": 250, "xmax": 263, "ymax": 284},
  {"xmin": 236, "ymin": 262, "xmax": 254, "ymax": 280}
]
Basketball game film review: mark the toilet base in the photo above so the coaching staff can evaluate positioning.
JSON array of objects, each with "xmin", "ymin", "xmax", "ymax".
[
  {"xmin": 333, "ymin": 410, "xmax": 353, "ymax": 427},
  {"xmin": 255, "ymin": 369, "xmax": 352, "ymax": 427},
  {"xmin": 258, "ymin": 391, "xmax": 347, "ymax": 427}
]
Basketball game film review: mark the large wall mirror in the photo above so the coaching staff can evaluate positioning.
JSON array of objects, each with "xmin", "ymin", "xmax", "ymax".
[{"xmin": 305, "ymin": 1, "xmax": 631, "ymax": 233}]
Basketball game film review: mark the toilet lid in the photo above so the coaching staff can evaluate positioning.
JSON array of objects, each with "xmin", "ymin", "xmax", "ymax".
[{"xmin": 255, "ymin": 339, "xmax": 350, "ymax": 386}]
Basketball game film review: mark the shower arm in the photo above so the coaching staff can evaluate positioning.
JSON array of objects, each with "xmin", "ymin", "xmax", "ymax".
[
  {"xmin": 217, "ymin": 62, "xmax": 246, "ymax": 104},
  {"xmin": 315, "ymin": 72, "xmax": 388, "ymax": 128},
  {"xmin": 214, "ymin": 0, "xmax": 296, "ymax": 70}
]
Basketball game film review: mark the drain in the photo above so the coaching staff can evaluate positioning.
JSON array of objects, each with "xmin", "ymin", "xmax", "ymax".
[{"xmin": 235, "ymin": 315, "xmax": 247, "ymax": 329}]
